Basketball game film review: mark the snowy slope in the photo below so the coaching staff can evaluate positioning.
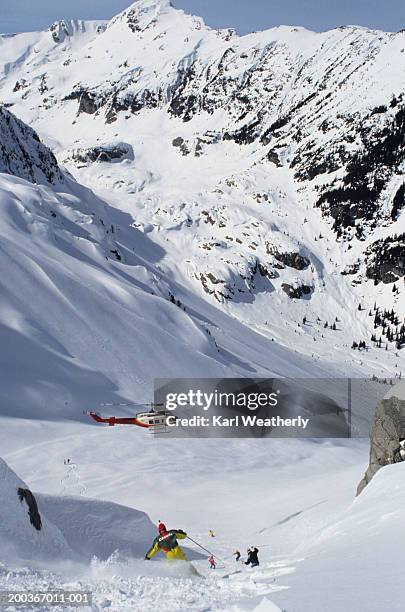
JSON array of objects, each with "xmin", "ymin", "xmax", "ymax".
[
  {"xmin": 36, "ymin": 493, "xmax": 157, "ymax": 562},
  {"xmin": 0, "ymin": 458, "xmax": 72, "ymax": 563},
  {"xmin": 0, "ymin": 455, "xmax": 158, "ymax": 568},
  {"xmin": 0, "ymin": 0, "xmax": 403, "ymax": 376},
  {"xmin": 0, "ymin": 108, "xmax": 338, "ymax": 423},
  {"xmin": 0, "ymin": 2, "xmax": 404, "ymax": 611},
  {"xmin": 1, "ymin": 419, "xmax": 404, "ymax": 611},
  {"xmin": 271, "ymin": 462, "xmax": 405, "ymax": 612}
]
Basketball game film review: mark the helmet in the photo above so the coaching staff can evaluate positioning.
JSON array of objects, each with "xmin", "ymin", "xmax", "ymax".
[{"xmin": 158, "ymin": 522, "xmax": 167, "ymax": 534}]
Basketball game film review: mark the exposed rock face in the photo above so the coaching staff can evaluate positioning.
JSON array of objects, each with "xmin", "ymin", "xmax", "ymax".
[
  {"xmin": 172, "ymin": 136, "xmax": 190, "ymax": 156},
  {"xmin": 198, "ymin": 259, "xmax": 275, "ymax": 302},
  {"xmin": 17, "ymin": 488, "xmax": 42, "ymax": 531},
  {"xmin": 392, "ymin": 184, "xmax": 405, "ymax": 220},
  {"xmin": 365, "ymin": 234, "xmax": 405, "ymax": 284},
  {"xmin": 357, "ymin": 396, "xmax": 405, "ymax": 495},
  {"xmin": 315, "ymin": 101, "xmax": 405, "ymax": 236},
  {"xmin": 67, "ymin": 142, "xmax": 134, "ymax": 165},
  {"xmin": 50, "ymin": 20, "xmax": 73, "ymax": 43},
  {"xmin": 282, "ymin": 283, "xmax": 313, "ymax": 299},
  {"xmin": 272, "ymin": 250, "xmax": 310, "ymax": 270},
  {"xmin": 0, "ymin": 106, "xmax": 63, "ymax": 184},
  {"xmin": 49, "ymin": 19, "xmax": 100, "ymax": 44}
]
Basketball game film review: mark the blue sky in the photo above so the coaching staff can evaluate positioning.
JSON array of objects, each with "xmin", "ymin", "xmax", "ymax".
[{"xmin": 0, "ymin": 0, "xmax": 403, "ymax": 34}]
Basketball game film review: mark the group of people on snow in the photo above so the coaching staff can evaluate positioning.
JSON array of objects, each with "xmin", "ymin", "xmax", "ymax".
[
  {"xmin": 144, "ymin": 522, "xmax": 260, "ymax": 570},
  {"xmin": 233, "ymin": 548, "xmax": 259, "ymax": 567}
]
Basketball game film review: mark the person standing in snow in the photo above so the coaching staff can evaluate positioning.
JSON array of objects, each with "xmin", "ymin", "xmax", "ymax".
[
  {"xmin": 245, "ymin": 547, "xmax": 259, "ymax": 568},
  {"xmin": 144, "ymin": 522, "xmax": 188, "ymax": 561},
  {"xmin": 233, "ymin": 550, "xmax": 241, "ymax": 562},
  {"xmin": 208, "ymin": 529, "xmax": 215, "ymax": 537},
  {"xmin": 208, "ymin": 555, "xmax": 216, "ymax": 569}
]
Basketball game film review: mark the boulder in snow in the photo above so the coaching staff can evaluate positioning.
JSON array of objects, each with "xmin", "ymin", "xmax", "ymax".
[
  {"xmin": 282, "ymin": 283, "xmax": 313, "ymax": 299},
  {"xmin": 357, "ymin": 392, "xmax": 405, "ymax": 494}
]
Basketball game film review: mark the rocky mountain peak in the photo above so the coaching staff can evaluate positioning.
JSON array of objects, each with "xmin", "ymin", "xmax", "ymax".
[{"xmin": 111, "ymin": 0, "xmax": 178, "ymax": 33}]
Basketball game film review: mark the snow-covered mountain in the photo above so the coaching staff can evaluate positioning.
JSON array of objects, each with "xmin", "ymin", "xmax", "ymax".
[
  {"xmin": 1, "ymin": 106, "xmax": 335, "ymax": 422},
  {"xmin": 0, "ymin": 0, "xmax": 404, "ymax": 378},
  {"xmin": 0, "ymin": 3, "xmax": 405, "ymax": 610}
]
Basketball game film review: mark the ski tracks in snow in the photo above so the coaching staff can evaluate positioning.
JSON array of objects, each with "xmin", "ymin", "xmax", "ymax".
[
  {"xmin": 0, "ymin": 555, "xmax": 292, "ymax": 611},
  {"xmin": 60, "ymin": 461, "xmax": 87, "ymax": 496}
]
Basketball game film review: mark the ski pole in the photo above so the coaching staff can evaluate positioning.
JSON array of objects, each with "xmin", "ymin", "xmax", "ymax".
[{"xmin": 186, "ymin": 536, "xmax": 226, "ymax": 563}]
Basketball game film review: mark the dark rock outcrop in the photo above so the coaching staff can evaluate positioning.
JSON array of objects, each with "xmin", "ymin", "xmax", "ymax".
[
  {"xmin": 17, "ymin": 488, "xmax": 42, "ymax": 531},
  {"xmin": 78, "ymin": 91, "xmax": 103, "ymax": 115},
  {"xmin": 272, "ymin": 250, "xmax": 310, "ymax": 270},
  {"xmin": 391, "ymin": 183, "xmax": 405, "ymax": 220},
  {"xmin": 315, "ymin": 102, "xmax": 405, "ymax": 235},
  {"xmin": 357, "ymin": 396, "xmax": 405, "ymax": 495},
  {"xmin": 172, "ymin": 136, "xmax": 190, "ymax": 156},
  {"xmin": 0, "ymin": 106, "xmax": 63, "ymax": 184},
  {"xmin": 65, "ymin": 88, "xmax": 106, "ymax": 115},
  {"xmin": 49, "ymin": 20, "xmax": 73, "ymax": 43},
  {"xmin": 282, "ymin": 283, "xmax": 313, "ymax": 299},
  {"xmin": 365, "ymin": 234, "xmax": 405, "ymax": 284},
  {"xmin": 68, "ymin": 143, "xmax": 134, "ymax": 165}
]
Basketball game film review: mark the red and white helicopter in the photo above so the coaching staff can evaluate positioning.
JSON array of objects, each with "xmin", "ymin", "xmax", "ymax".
[{"xmin": 85, "ymin": 403, "xmax": 174, "ymax": 432}]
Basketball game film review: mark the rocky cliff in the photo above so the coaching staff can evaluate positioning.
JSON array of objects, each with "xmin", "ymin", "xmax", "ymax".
[{"xmin": 357, "ymin": 395, "xmax": 405, "ymax": 494}]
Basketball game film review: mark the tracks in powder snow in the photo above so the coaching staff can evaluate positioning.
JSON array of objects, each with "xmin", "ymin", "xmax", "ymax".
[
  {"xmin": 190, "ymin": 532, "xmax": 297, "ymax": 609},
  {"xmin": 0, "ymin": 556, "xmax": 295, "ymax": 612}
]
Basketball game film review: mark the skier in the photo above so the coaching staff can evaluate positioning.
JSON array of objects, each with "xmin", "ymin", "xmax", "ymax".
[
  {"xmin": 245, "ymin": 547, "xmax": 259, "ymax": 568},
  {"xmin": 233, "ymin": 550, "xmax": 241, "ymax": 562},
  {"xmin": 208, "ymin": 555, "xmax": 216, "ymax": 569},
  {"xmin": 144, "ymin": 522, "xmax": 188, "ymax": 561},
  {"xmin": 208, "ymin": 529, "xmax": 215, "ymax": 538}
]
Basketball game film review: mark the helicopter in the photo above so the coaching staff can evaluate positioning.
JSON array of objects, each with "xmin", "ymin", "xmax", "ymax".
[{"xmin": 85, "ymin": 403, "xmax": 175, "ymax": 432}]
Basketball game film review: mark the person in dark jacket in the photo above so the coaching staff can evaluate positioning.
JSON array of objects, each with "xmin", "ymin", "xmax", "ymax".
[{"xmin": 245, "ymin": 547, "xmax": 259, "ymax": 567}]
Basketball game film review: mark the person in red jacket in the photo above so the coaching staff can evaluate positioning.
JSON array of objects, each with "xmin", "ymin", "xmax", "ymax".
[
  {"xmin": 145, "ymin": 522, "xmax": 188, "ymax": 561},
  {"xmin": 208, "ymin": 555, "xmax": 216, "ymax": 569}
]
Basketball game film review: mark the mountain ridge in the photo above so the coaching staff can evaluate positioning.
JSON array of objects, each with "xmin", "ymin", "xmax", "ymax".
[{"xmin": 0, "ymin": 0, "xmax": 404, "ymax": 375}]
